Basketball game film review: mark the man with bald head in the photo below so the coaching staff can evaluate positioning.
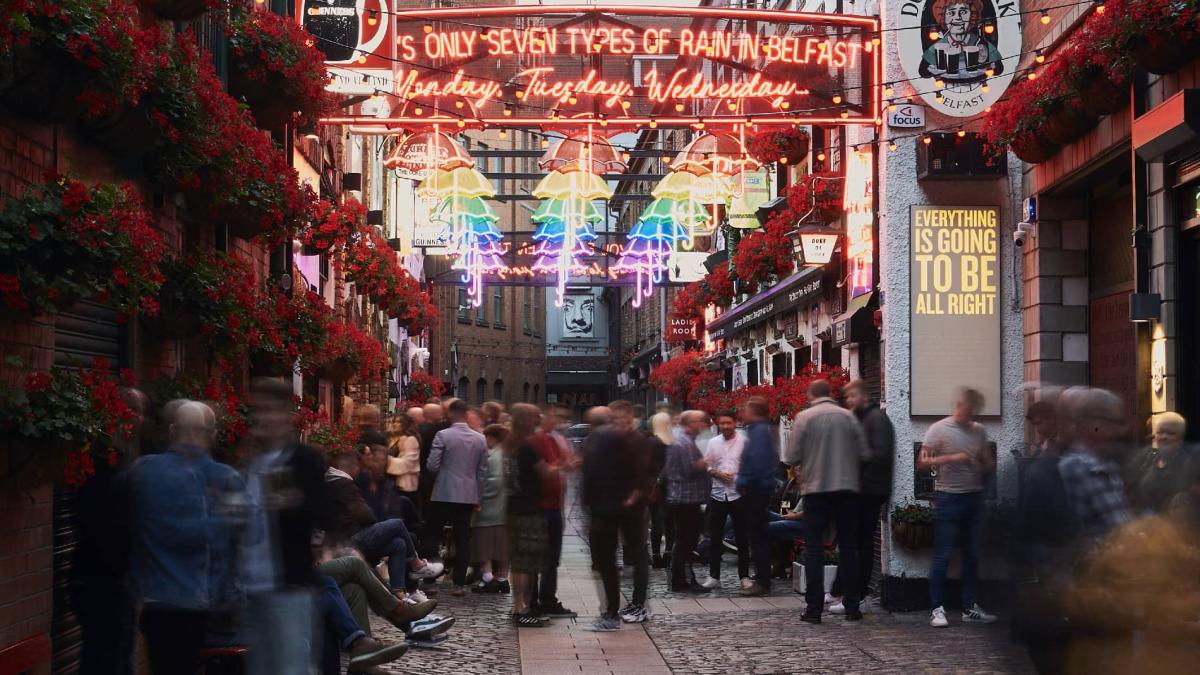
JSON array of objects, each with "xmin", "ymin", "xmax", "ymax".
[
  {"xmin": 417, "ymin": 402, "xmax": 451, "ymax": 517},
  {"xmin": 127, "ymin": 401, "xmax": 246, "ymax": 674},
  {"xmin": 407, "ymin": 406, "xmax": 426, "ymax": 425}
]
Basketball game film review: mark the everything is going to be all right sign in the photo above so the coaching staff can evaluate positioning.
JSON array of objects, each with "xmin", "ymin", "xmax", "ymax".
[{"xmin": 909, "ymin": 206, "xmax": 1001, "ymax": 416}]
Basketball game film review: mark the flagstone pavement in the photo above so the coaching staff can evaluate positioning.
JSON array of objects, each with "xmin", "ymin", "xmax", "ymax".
[{"xmin": 371, "ymin": 488, "xmax": 1035, "ymax": 675}]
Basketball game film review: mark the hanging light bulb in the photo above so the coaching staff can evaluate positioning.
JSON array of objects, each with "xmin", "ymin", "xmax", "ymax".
[
  {"xmin": 1095, "ymin": 0, "xmax": 1106, "ymax": 13},
  {"xmin": 935, "ymin": 92, "xmax": 944, "ymax": 103},
  {"xmin": 568, "ymin": 95, "xmax": 578, "ymax": 105},
  {"xmin": 1028, "ymin": 71, "xmax": 1038, "ymax": 81},
  {"xmin": 922, "ymin": 135, "xmax": 932, "ymax": 145},
  {"xmin": 621, "ymin": 100, "xmax": 631, "ymax": 110},
  {"xmin": 981, "ymin": 82, "xmax": 990, "ymax": 92},
  {"xmin": 516, "ymin": 90, "xmax": 525, "ymax": 99},
  {"xmin": 498, "ymin": 129, "xmax": 507, "ymax": 139},
  {"xmin": 928, "ymin": 28, "xmax": 940, "ymax": 40},
  {"xmin": 367, "ymin": 10, "xmax": 378, "ymax": 26},
  {"xmin": 675, "ymin": 102, "xmax": 685, "ymax": 112},
  {"xmin": 832, "ymin": 94, "xmax": 843, "ymax": 104},
  {"xmin": 779, "ymin": 156, "xmax": 789, "ymax": 164},
  {"xmin": 781, "ymin": 101, "xmax": 791, "ymax": 110},
  {"xmin": 457, "ymin": 119, "xmax": 466, "ymax": 128},
  {"xmin": 871, "ymin": 35, "xmax": 881, "ymax": 46},
  {"xmin": 888, "ymin": 141, "xmax": 898, "ymax": 151},
  {"xmin": 984, "ymin": 22, "xmax": 995, "ymax": 34},
  {"xmin": 1040, "ymin": 10, "xmax": 1050, "ymax": 24},
  {"xmin": 935, "ymin": 79, "xmax": 945, "ymax": 89},
  {"xmin": 816, "ymin": 151, "xmax": 826, "ymax": 161},
  {"xmin": 541, "ymin": 138, "xmax": 550, "ymax": 148},
  {"xmin": 423, "ymin": 23, "xmax": 433, "ymax": 34},
  {"xmin": 649, "ymin": 118, "xmax": 658, "ymax": 129},
  {"xmin": 503, "ymin": 105, "xmax": 513, "ymax": 117},
  {"xmin": 957, "ymin": 128, "xmax": 966, "ymax": 138},
  {"xmin": 727, "ymin": 101, "xmax": 737, "ymax": 111},
  {"xmin": 414, "ymin": 106, "xmax": 423, "ymax": 115},
  {"xmin": 599, "ymin": 114, "xmax": 609, "ymax": 127},
  {"xmin": 888, "ymin": 101, "xmax": 897, "ymax": 112},
  {"xmin": 885, "ymin": 84, "xmax": 895, "ymax": 97},
  {"xmin": 455, "ymin": 100, "xmax": 464, "ymax": 109},
  {"xmin": 622, "ymin": 152, "xmax": 631, "ymax": 162},
  {"xmin": 840, "ymin": 110, "xmax": 849, "ymax": 119},
  {"xmin": 694, "ymin": 118, "xmax": 705, "ymax": 130},
  {"xmin": 1036, "ymin": 50, "xmax": 1046, "ymax": 64}
]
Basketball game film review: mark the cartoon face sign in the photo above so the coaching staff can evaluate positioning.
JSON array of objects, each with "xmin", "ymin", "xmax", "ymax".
[
  {"xmin": 899, "ymin": 0, "xmax": 1022, "ymax": 117},
  {"xmin": 562, "ymin": 293, "xmax": 595, "ymax": 339}
]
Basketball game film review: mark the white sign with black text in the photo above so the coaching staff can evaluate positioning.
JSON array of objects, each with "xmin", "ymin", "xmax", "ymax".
[{"xmin": 887, "ymin": 103, "xmax": 926, "ymax": 128}]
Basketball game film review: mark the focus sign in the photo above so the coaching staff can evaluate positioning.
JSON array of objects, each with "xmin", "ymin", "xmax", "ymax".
[{"xmin": 887, "ymin": 102, "xmax": 925, "ymax": 128}]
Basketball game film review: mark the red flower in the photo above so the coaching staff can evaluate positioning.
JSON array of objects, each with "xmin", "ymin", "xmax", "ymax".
[{"xmin": 23, "ymin": 372, "xmax": 53, "ymax": 393}]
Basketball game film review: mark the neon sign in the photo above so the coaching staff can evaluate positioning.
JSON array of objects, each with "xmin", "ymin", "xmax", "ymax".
[
  {"xmin": 307, "ymin": 5, "xmax": 881, "ymax": 129},
  {"xmin": 844, "ymin": 148, "xmax": 874, "ymax": 298}
]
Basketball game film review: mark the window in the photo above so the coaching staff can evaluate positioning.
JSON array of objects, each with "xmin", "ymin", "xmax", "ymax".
[
  {"xmin": 457, "ymin": 377, "xmax": 469, "ymax": 402},
  {"xmin": 523, "ymin": 382, "xmax": 530, "ymax": 401},
  {"xmin": 476, "ymin": 378, "xmax": 486, "ymax": 404},
  {"xmin": 493, "ymin": 287, "xmax": 504, "ymax": 327},
  {"xmin": 532, "ymin": 289, "xmax": 542, "ymax": 337},
  {"xmin": 745, "ymin": 359, "xmax": 759, "ymax": 387},
  {"xmin": 457, "ymin": 288, "xmax": 469, "ymax": 323},
  {"xmin": 533, "ymin": 384, "xmax": 540, "ymax": 403},
  {"xmin": 493, "ymin": 380, "xmax": 504, "ymax": 401},
  {"xmin": 522, "ymin": 287, "xmax": 531, "ymax": 334}
]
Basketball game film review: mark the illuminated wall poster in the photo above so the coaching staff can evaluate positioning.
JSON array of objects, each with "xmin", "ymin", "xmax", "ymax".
[
  {"xmin": 910, "ymin": 206, "xmax": 1001, "ymax": 416},
  {"xmin": 844, "ymin": 147, "xmax": 873, "ymax": 297}
]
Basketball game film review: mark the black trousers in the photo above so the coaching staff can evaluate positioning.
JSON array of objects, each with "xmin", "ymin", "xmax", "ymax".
[
  {"xmin": 831, "ymin": 493, "xmax": 886, "ymax": 599},
  {"xmin": 139, "ymin": 605, "xmax": 207, "ymax": 675},
  {"xmin": 707, "ymin": 498, "xmax": 749, "ymax": 579},
  {"xmin": 589, "ymin": 507, "xmax": 648, "ymax": 615},
  {"xmin": 802, "ymin": 491, "xmax": 860, "ymax": 613},
  {"xmin": 669, "ymin": 503, "xmax": 703, "ymax": 587},
  {"xmin": 649, "ymin": 498, "xmax": 674, "ymax": 558},
  {"xmin": 534, "ymin": 508, "xmax": 564, "ymax": 608},
  {"xmin": 71, "ymin": 579, "xmax": 135, "ymax": 675},
  {"xmin": 424, "ymin": 501, "xmax": 475, "ymax": 586},
  {"xmin": 739, "ymin": 490, "xmax": 774, "ymax": 587}
]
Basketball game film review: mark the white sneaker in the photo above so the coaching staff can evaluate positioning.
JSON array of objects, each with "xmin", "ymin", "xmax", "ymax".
[
  {"xmin": 700, "ymin": 576, "xmax": 721, "ymax": 590},
  {"xmin": 930, "ymin": 606, "xmax": 949, "ymax": 627},
  {"xmin": 962, "ymin": 604, "xmax": 997, "ymax": 624},
  {"xmin": 406, "ymin": 590, "xmax": 430, "ymax": 604},
  {"xmin": 408, "ymin": 561, "xmax": 444, "ymax": 580},
  {"xmin": 829, "ymin": 601, "xmax": 845, "ymax": 615},
  {"xmin": 823, "ymin": 593, "xmax": 837, "ymax": 604},
  {"xmin": 740, "ymin": 577, "xmax": 755, "ymax": 591}
]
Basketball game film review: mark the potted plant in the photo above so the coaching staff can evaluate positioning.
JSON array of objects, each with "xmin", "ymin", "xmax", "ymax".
[
  {"xmin": 225, "ymin": 7, "xmax": 330, "ymax": 129},
  {"xmin": 732, "ymin": 220, "xmax": 795, "ymax": 289},
  {"xmin": 344, "ymin": 229, "xmax": 437, "ymax": 332},
  {"xmin": 785, "ymin": 172, "xmax": 844, "ymax": 225},
  {"xmin": 0, "ymin": 175, "xmax": 165, "ymax": 318},
  {"xmin": 1116, "ymin": 0, "xmax": 1200, "ymax": 75},
  {"xmin": 795, "ymin": 543, "xmax": 841, "ymax": 595},
  {"xmin": 301, "ymin": 198, "xmax": 365, "ymax": 255},
  {"xmin": 306, "ymin": 419, "xmax": 359, "ymax": 458},
  {"xmin": 404, "ymin": 372, "xmax": 446, "ymax": 408},
  {"xmin": 890, "ymin": 501, "xmax": 935, "ymax": 549},
  {"xmin": 315, "ymin": 320, "xmax": 387, "ymax": 383},
  {"xmin": 0, "ymin": 357, "xmax": 138, "ymax": 488},
  {"xmin": 648, "ymin": 350, "xmax": 721, "ymax": 409}
]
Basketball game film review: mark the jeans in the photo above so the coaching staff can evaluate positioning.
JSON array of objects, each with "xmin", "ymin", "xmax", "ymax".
[
  {"xmin": 318, "ymin": 575, "xmax": 365, "ymax": 675},
  {"xmin": 708, "ymin": 498, "xmax": 749, "ymax": 579},
  {"xmin": 929, "ymin": 490, "xmax": 985, "ymax": 609},
  {"xmin": 801, "ymin": 491, "xmax": 860, "ymax": 613},
  {"xmin": 352, "ymin": 518, "xmax": 417, "ymax": 592},
  {"xmin": 139, "ymin": 605, "xmax": 207, "ymax": 675},
  {"xmin": 589, "ymin": 507, "xmax": 648, "ymax": 615},
  {"xmin": 831, "ymin": 493, "xmax": 886, "ymax": 599},
  {"xmin": 71, "ymin": 579, "xmax": 135, "ymax": 675},
  {"xmin": 245, "ymin": 590, "xmax": 317, "ymax": 675},
  {"xmin": 423, "ymin": 501, "xmax": 476, "ymax": 586},
  {"xmin": 767, "ymin": 511, "xmax": 806, "ymax": 542},
  {"xmin": 535, "ymin": 509, "xmax": 564, "ymax": 607},
  {"xmin": 669, "ymin": 503, "xmax": 703, "ymax": 587},
  {"xmin": 649, "ymin": 498, "xmax": 674, "ymax": 558},
  {"xmin": 742, "ymin": 492, "xmax": 775, "ymax": 586}
]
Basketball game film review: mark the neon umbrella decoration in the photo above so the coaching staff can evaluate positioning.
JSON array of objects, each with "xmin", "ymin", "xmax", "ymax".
[
  {"xmin": 539, "ymin": 134, "xmax": 628, "ymax": 174},
  {"xmin": 669, "ymin": 133, "xmax": 761, "ymax": 177},
  {"xmin": 614, "ymin": 197, "xmax": 706, "ymax": 304},
  {"xmin": 384, "ymin": 131, "xmax": 474, "ymax": 180},
  {"xmin": 417, "ymin": 166, "xmax": 504, "ymax": 306},
  {"xmin": 531, "ymin": 142, "xmax": 615, "ymax": 306},
  {"xmin": 415, "ymin": 166, "xmax": 494, "ymax": 200}
]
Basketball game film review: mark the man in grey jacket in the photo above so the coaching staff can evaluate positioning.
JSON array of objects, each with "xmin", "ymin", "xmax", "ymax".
[
  {"xmin": 784, "ymin": 380, "xmax": 869, "ymax": 623},
  {"xmin": 423, "ymin": 399, "xmax": 489, "ymax": 595}
]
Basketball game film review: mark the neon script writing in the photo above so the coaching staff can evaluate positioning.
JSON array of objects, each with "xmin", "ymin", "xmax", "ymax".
[{"xmin": 403, "ymin": 28, "xmax": 863, "ymax": 67}]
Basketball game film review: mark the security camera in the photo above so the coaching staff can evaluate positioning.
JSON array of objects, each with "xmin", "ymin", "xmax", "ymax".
[{"xmin": 1013, "ymin": 221, "xmax": 1036, "ymax": 247}]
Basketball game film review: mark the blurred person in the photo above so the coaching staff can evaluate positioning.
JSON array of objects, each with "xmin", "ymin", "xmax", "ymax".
[
  {"xmin": 647, "ymin": 412, "xmax": 676, "ymax": 569},
  {"xmin": 1058, "ymin": 388, "xmax": 1132, "ymax": 538},
  {"xmin": 472, "ymin": 424, "xmax": 511, "ymax": 594},
  {"xmin": 482, "ymin": 400, "xmax": 504, "ymax": 426},
  {"xmin": 70, "ymin": 387, "xmax": 146, "ymax": 675},
  {"xmin": 1026, "ymin": 400, "xmax": 1060, "ymax": 458},
  {"xmin": 424, "ymin": 398, "xmax": 489, "ymax": 595},
  {"xmin": 359, "ymin": 446, "xmax": 421, "ymax": 531},
  {"xmin": 407, "ymin": 405, "xmax": 426, "ymax": 425},
  {"xmin": 785, "ymin": 380, "xmax": 869, "ymax": 623},
  {"xmin": 665, "ymin": 410, "xmax": 711, "ymax": 593},
  {"xmin": 417, "ymin": 402, "xmax": 450, "ymax": 513},
  {"xmin": 1128, "ymin": 412, "xmax": 1200, "ymax": 515},
  {"xmin": 738, "ymin": 396, "xmax": 780, "ymax": 595},
  {"xmin": 829, "ymin": 381, "xmax": 895, "ymax": 614},
  {"xmin": 128, "ymin": 401, "xmax": 246, "ymax": 674},
  {"xmin": 701, "ymin": 410, "xmax": 749, "ymax": 591},
  {"xmin": 530, "ymin": 404, "xmax": 578, "ymax": 617},
  {"xmin": 465, "ymin": 407, "xmax": 485, "ymax": 433},
  {"xmin": 324, "ymin": 450, "xmax": 442, "ymax": 598},
  {"xmin": 386, "ymin": 412, "xmax": 422, "ymax": 508},
  {"xmin": 240, "ymin": 378, "xmax": 332, "ymax": 675},
  {"xmin": 504, "ymin": 403, "xmax": 558, "ymax": 626},
  {"xmin": 356, "ymin": 403, "xmax": 386, "ymax": 448},
  {"xmin": 581, "ymin": 401, "xmax": 650, "ymax": 630},
  {"xmin": 632, "ymin": 403, "xmax": 647, "ymax": 433},
  {"xmin": 918, "ymin": 387, "xmax": 997, "ymax": 628}
]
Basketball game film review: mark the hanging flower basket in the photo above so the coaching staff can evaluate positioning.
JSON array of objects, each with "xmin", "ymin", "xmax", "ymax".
[
  {"xmin": 186, "ymin": 189, "xmax": 271, "ymax": 240},
  {"xmin": 227, "ymin": 66, "xmax": 295, "ymax": 130},
  {"xmin": 1010, "ymin": 133, "xmax": 1060, "ymax": 164},
  {"xmin": 0, "ymin": 45, "xmax": 88, "ymax": 122},
  {"xmin": 1076, "ymin": 70, "xmax": 1127, "ymax": 117},
  {"xmin": 136, "ymin": 0, "xmax": 209, "ymax": 21},
  {"xmin": 890, "ymin": 520, "xmax": 934, "ymax": 549},
  {"xmin": 1129, "ymin": 33, "xmax": 1199, "ymax": 75},
  {"xmin": 1042, "ymin": 103, "xmax": 1097, "ymax": 145},
  {"xmin": 317, "ymin": 357, "xmax": 356, "ymax": 383},
  {"xmin": 249, "ymin": 349, "xmax": 292, "ymax": 377},
  {"xmin": 140, "ymin": 295, "xmax": 202, "ymax": 340},
  {"xmin": 83, "ymin": 102, "xmax": 161, "ymax": 170}
]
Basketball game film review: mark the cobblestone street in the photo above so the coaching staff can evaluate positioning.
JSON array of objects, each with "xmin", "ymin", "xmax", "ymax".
[{"xmin": 371, "ymin": 490, "xmax": 1035, "ymax": 674}]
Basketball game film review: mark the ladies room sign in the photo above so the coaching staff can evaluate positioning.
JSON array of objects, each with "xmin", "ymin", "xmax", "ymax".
[
  {"xmin": 909, "ymin": 206, "xmax": 1001, "ymax": 416},
  {"xmin": 897, "ymin": 0, "xmax": 1021, "ymax": 117}
]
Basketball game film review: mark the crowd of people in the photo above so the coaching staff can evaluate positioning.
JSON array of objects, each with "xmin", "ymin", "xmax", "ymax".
[{"xmin": 65, "ymin": 373, "xmax": 1200, "ymax": 674}]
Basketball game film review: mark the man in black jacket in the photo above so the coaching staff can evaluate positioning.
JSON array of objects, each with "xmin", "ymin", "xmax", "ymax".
[{"xmin": 830, "ymin": 380, "xmax": 895, "ymax": 614}]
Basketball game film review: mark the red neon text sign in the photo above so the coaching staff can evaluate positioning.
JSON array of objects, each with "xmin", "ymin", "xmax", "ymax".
[{"xmin": 307, "ymin": 5, "xmax": 880, "ymax": 129}]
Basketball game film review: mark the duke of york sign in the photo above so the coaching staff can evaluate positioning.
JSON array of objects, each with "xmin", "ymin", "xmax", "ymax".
[{"xmin": 897, "ymin": 0, "xmax": 1022, "ymax": 118}]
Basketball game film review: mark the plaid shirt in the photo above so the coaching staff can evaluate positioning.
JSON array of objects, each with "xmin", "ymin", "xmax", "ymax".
[
  {"xmin": 1058, "ymin": 450, "xmax": 1131, "ymax": 537},
  {"xmin": 665, "ymin": 431, "xmax": 710, "ymax": 505}
]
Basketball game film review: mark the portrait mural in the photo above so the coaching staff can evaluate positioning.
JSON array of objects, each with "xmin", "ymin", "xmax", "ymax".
[
  {"xmin": 561, "ymin": 291, "xmax": 596, "ymax": 339},
  {"xmin": 899, "ymin": 0, "xmax": 1021, "ymax": 117}
]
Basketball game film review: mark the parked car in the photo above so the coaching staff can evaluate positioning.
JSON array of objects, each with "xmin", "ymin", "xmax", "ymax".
[{"xmin": 565, "ymin": 423, "xmax": 591, "ymax": 451}]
